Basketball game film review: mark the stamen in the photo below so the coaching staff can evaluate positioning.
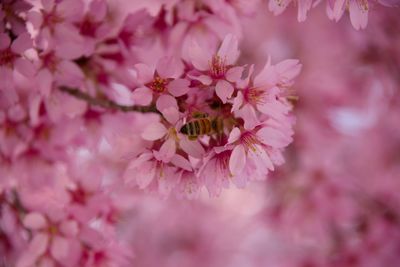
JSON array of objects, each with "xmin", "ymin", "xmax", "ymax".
[
  {"xmin": 209, "ymin": 55, "xmax": 227, "ymax": 78},
  {"xmin": 357, "ymin": 0, "xmax": 369, "ymax": 12},
  {"xmin": 246, "ymin": 87, "xmax": 267, "ymax": 105},
  {"xmin": 149, "ymin": 76, "xmax": 168, "ymax": 93},
  {"xmin": 241, "ymin": 132, "xmax": 261, "ymax": 153}
]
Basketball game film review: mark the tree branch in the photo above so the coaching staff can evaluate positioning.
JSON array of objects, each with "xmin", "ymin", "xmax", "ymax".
[{"xmin": 59, "ymin": 86, "xmax": 160, "ymax": 114}]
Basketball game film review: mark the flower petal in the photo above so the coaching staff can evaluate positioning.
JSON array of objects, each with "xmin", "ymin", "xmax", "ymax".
[
  {"xmin": 131, "ymin": 87, "xmax": 153, "ymax": 106},
  {"xmin": 257, "ymin": 127, "xmax": 292, "ymax": 148},
  {"xmin": 23, "ymin": 212, "xmax": 47, "ymax": 230},
  {"xmin": 226, "ymin": 66, "xmax": 243, "ymax": 83},
  {"xmin": 229, "ymin": 145, "xmax": 246, "ymax": 175},
  {"xmin": 180, "ymin": 138, "xmax": 205, "ymax": 158},
  {"xmin": 171, "ymin": 154, "xmax": 192, "ymax": 171},
  {"xmin": 215, "ymin": 80, "xmax": 234, "ymax": 104},
  {"xmin": 158, "ymin": 138, "xmax": 176, "ymax": 162},
  {"xmin": 141, "ymin": 122, "xmax": 167, "ymax": 140},
  {"xmin": 156, "ymin": 57, "xmax": 183, "ymax": 78},
  {"xmin": 227, "ymin": 127, "xmax": 241, "ymax": 144},
  {"xmin": 167, "ymin": 78, "xmax": 190, "ymax": 97},
  {"xmin": 135, "ymin": 63, "xmax": 154, "ymax": 83},
  {"xmin": 189, "ymin": 40, "xmax": 212, "ymax": 71},
  {"xmin": 11, "ymin": 32, "xmax": 32, "ymax": 54},
  {"xmin": 156, "ymin": 94, "xmax": 178, "ymax": 112},
  {"xmin": 217, "ymin": 34, "xmax": 239, "ymax": 65},
  {"xmin": 50, "ymin": 236, "xmax": 70, "ymax": 262}
]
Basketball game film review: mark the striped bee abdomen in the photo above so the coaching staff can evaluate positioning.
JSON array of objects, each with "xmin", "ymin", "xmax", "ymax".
[{"xmin": 180, "ymin": 118, "xmax": 213, "ymax": 137}]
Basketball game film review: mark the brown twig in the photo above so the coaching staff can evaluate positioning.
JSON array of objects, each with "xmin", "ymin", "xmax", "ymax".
[{"xmin": 59, "ymin": 86, "xmax": 161, "ymax": 114}]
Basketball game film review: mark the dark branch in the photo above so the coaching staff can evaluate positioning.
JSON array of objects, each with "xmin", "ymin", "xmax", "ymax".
[{"xmin": 59, "ymin": 86, "xmax": 160, "ymax": 114}]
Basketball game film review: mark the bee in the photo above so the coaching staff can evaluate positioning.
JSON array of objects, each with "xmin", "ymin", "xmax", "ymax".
[{"xmin": 180, "ymin": 113, "xmax": 224, "ymax": 140}]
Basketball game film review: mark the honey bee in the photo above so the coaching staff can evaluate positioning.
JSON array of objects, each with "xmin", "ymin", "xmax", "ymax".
[{"xmin": 180, "ymin": 113, "xmax": 224, "ymax": 140}]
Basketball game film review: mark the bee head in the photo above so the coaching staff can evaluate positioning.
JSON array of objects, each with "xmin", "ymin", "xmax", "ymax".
[{"xmin": 179, "ymin": 125, "xmax": 188, "ymax": 135}]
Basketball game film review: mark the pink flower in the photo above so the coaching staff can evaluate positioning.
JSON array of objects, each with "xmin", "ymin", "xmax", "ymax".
[
  {"xmin": 188, "ymin": 34, "xmax": 243, "ymax": 103},
  {"xmin": 198, "ymin": 146, "xmax": 236, "ymax": 197},
  {"xmin": 0, "ymin": 32, "xmax": 35, "ymax": 90},
  {"xmin": 133, "ymin": 57, "xmax": 189, "ymax": 105},
  {"xmin": 17, "ymin": 212, "xmax": 81, "ymax": 267},
  {"xmin": 232, "ymin": 59, "xmax": 301, "ymax": 129},
  {"xmin": 227, "ymin": 125, "xmax": 292, "ymax": 178},
  {"xmin": 123, "ymin": 149, "xmax": 193, "ymax": 197}
]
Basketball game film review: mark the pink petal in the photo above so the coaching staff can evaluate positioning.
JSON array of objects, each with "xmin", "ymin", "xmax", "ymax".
[
  {"xmin": 257, "ymin": 127, "xmax": 291, "ymax": 148},
  {"xmin": 215, "ymin": 80, "xmax": 234, "ymax": 104},
  {"xmin": 30, "ymin": 233, "xmax": 49, "ymax": 258},
  {"xmin": 50, "ymin": 236, "xmax": 69, "ymax": 262},
  {"xmin": 27, "ymin": 11, "xmax": 43, "ymax": 29},
  {"xmin": 29, "ymin": 95, "xmax": 41, "ymax": 127},
  {"xmin": 0, "ymin": 33, "xmax": 11, "ymax": 50},
  {"xmin": 59, "ymin": 220, "xmax": 79, "ymax": 237},
  {"xmin": 23, "ymin": 212, "xmax": 47, "ymax": 230},
  {"xmin": 141, "ymin": 122, "xmax": 167, "ymax": 140},
  {"xmin": 276, "ymin": 59, "xmax": 302, "ymax": 81},
  {"xmin": 187, "ymin": 73, "xmax": 212, "ymax": 85},
  {"xmin": 332, "ymin": 0, "xmax": 346, "ymax": 21},
  {"xmin": 227, "ymin": 127, "xmax": 241, "ymax": 144},
  {"xmin": 11, "ymin": 32, "xmax": 32, "ymax": 54},
  {"xmin": 297, "ymin": 0, "xmax": 313, "ymax": 22},
  {"xmin": 217, "ymin": 34, "xmax": 240, "ymax": 65},
  {"xmin": 226, "ymin": 66, "xmax": 243, "ymax": 83},
  {"xmin": 252, "ymin": 144, "xmax": 274, "ymax": 171},
  {"xmin": 167, "ymin": 78, "xmax": 190, "ymax": 97},
  {"xmin": 131, "ymin": 87, "xmax": 153, "ymax": 106},
  {"xmin": 179, "ymin": 138, "xmax": 205, "ymax": 158},
  {"xmin": 135, "ymin": 63, "xmax": 154, "ymax": 84},
  {"xmin": 156, "ymin": 57, "xmax": 184, "ymax": 78},
  {"xmin": 349, "ymin": 0, "xmax": 368, "ymax": 30},
  {"xmin": 42, "ymin": 0, "xmax": 55, "ymax": 12},
  {"xmin": 189, "ymin": 40, "xmax": 212, "ymax": 71},
  {"xmin": 36, "ymin": 69, "xmax": 53, "ymax": 97},
  {"xmin": 16, "ymin": 252, "xmax": 38, "ymax": 267},
  {"xmin": 157, "ymin": 138, "xmax": 176, "ymax": 162},
  {"xmin": 253, "ymin": 58, "xmax": 277, "ymax": 87},
  {"xmin": 229, "ymin": 145, "xmax": 246, "ymax": 175},
  {"xmin": 237, "ymin": 104, "xmax": 259, "ymax": 130},
  {"xmin": 55, "ymin": 60, "xmax": 84, "ymax": 87},
  {"xmin": 88, "ymin": 0, "xmax": 107, "ymax": 21},
  {"xmin": 231, "ymin": 92, "xmax": 244, "ymax": 112},
  {"xmin": 171, "ymin": 154, "xmax": 192, "ymax": 171},
  {"xmin": 135, "ymin": 161, "xmax": 156, "ymax": 189},
  {"xmin": 15, "ymin": 58, "xmax": 36, "ymax": 78},
  {"xmin": 57, "ymin": 0, "xmax": 84, "ymax": 21},
  {"xmin": 161, "ymin": 106, "xmax": 179, "ymax": 125},
  {"xmin": 156, "ymin": 94, "xmax": 178, "ymax": 112}
]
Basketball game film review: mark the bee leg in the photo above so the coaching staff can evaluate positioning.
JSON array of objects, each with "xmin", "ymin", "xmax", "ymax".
[{"xmin": 188, "ymin": 135, "xmax": 198, "ymax": 141}]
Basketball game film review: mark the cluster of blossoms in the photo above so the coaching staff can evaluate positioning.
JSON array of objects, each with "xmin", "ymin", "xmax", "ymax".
[
  {"xmin": 268, "ymin": 0, "xmax": 400, "ymax": 30},
  {"xmin": 124, "ymin": 35, "xmax": 301, "ymax": 197}
]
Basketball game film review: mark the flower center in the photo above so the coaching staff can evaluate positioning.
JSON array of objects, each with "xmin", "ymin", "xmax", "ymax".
[
  {"xmin": 245, "ymin": 87, "xmax": 267, "ymax": 105},
  {"xmin": 209, "ymin": 55, "xmax": 226, "ymax": 78},
  {"xmin": 0, "ymin": 49, "xmax": 16, "ymax": 67},
  {"xmin": 149, "ymin": 76, "xmax": 168, "ymax": 93},
  {"xmin": 241, "ymin": 131, "xmax": 261, "ymax": 153},
  {"xmin": 356, "ymin": 0, "xmax": 369, "ymax": 12},
  {"xmin": 41, "ymin": 52, "xmax": 59, "ymax": 73}
]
